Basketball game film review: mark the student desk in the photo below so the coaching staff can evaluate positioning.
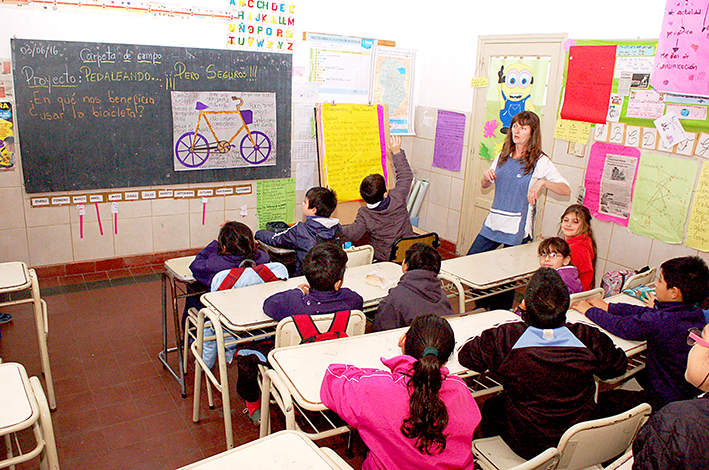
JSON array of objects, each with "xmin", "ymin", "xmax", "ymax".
[
  {"xmin": 440, "ymin": 241, "xmax": 541, "ymax": 307},
  {"xmin": 192, "ymin": 262, "xmax": 403, "ymax": 449},
  {"xmin": 178, "ymin": 430, "xmax": 352, "ymax": 469}
]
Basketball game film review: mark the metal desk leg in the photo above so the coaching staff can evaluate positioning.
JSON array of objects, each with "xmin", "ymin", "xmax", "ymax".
[
  {"xmin": 29, "ymin": 270, "xmax": 56, "ymax": 410},
  {"xmin": 158, "ymin": 271, "xmax": 186, "ymax": 397}
]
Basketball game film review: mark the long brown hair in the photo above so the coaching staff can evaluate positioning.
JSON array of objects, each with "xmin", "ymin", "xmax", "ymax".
[
  {"xmin": 498, "ymin": 111, "xmax": 544, "ymax": 175},
  {"xmin": 558, "ymin": 204, "xmax": 597, "ymax": 271}
]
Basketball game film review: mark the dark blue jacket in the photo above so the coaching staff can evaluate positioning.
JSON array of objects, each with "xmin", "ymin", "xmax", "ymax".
[
  {"xmin": 587, "ymin": 301, "xmax": 705, "ymax": 408},
  {"xmin": 189, "ymin": 240, "xmax": 270, "ymax": 286},
  {"xmin": 255, "ymin": 216, "xmax": 342, "ymax": 275},
  {"xmin": 263, "ymin": 287, "xmax": 363, "ymax": 321}
]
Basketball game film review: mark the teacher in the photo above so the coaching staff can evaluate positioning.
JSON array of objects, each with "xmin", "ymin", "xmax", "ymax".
[{"xmin": 468, "ymin": 111, "xmax": 570, "ymax": 255}]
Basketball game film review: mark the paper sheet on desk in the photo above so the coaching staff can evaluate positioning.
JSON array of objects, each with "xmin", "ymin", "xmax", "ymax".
[{"xmin": 364, "ymin": 270, "xmax": 397, "ymax": 290}]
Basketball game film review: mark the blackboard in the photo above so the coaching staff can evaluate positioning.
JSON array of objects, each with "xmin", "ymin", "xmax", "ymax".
[{"xmin": 11, "ymin": 38, "xmax": 291, "ymax": 193}]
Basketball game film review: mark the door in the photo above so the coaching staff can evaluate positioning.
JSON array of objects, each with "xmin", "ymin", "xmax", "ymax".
[{"xmin": 458, "ymin": 34, "xmax": 567, "ymax": 253}]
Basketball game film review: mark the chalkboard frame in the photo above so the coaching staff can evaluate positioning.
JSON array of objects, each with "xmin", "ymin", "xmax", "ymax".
[{"xmin": 11, "ymin": 38, "xmax": 291, "ymax": 193}]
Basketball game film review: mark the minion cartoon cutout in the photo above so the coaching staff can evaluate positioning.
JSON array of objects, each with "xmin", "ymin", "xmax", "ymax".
[{"xmin": 498, "ymin": 64, "xmax": 535, "ymax": 134}]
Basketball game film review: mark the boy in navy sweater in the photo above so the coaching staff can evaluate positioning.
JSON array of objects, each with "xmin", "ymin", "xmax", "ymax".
[{"xmin": 573, "ymin": 256, "xmax": 709, "ymax": 410}]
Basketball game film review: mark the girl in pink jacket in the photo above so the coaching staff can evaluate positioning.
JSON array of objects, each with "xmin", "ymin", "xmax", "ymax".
[{"xmin": 320, "ymin": 315, "xmax": 481, "ymax": 470}]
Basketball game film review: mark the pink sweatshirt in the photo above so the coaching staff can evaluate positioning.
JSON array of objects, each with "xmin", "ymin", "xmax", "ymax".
[{"xmin": 320, "ymin": 355, "xmax": 481, "ymax": 470}]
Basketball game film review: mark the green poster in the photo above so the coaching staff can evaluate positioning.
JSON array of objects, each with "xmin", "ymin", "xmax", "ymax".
[
  {"xmin": 256, "ymin": 178, "xmax": 296, "ymax": 229},
  {"xmin": 628, "ymin": 153, "xmax": 699, "ymax": 244}
]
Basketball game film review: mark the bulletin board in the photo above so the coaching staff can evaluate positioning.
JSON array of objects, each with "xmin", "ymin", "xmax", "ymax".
[{"xmin": 315, "ymin": 103, "xmax": 388, "ymax": 202}]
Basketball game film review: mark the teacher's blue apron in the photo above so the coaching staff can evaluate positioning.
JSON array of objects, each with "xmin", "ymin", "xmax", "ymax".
[{"xmin": 479, "ymin": 157, "xmax": 533, "ymax": 246}]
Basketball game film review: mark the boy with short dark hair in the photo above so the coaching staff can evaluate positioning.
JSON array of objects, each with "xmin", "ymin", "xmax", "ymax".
[
  {"xmin": 573, "ymin": 255, "xmax": 709, "ymax": 410},
  {"xmin": 459, "ymin": 268, "xmax": 627, "ymax": 459},
  {"xmin": 255, "ymin": 186, "xmax": 341, "ymax": 275},
  {"xmin": 343, "ymin": 135, "xmax": 414, "ymax": 262},
  {"xmin": 373, "ymin": 243, "xmax": 453, "ymax": 331}
]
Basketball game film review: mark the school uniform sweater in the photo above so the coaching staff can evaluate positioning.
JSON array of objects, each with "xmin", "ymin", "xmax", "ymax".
[
  {"xmin": 321, "ymin": 355, "xmax": 480, "ymax": 470},
  {"xmin": 557, "ymin": 265, "xmax": 583, "ymax": 294},
  {"xmin": 189, "ymin": 240, "xmax": 270, "ymax": 287},
  {"xmin": 586, "ymin": 301, "xmax": 705, "ymax": 408},
  {"xmin": 566, "ymin": 233, "xmax": 594, "ymax": 291},
  {"xmin": 372, "ymin": 269, "xmax": 453, "ymax": 331},
  {"xmin": 262, "ymin": 287, "xmax": 363, "ymax": 321},
  {"xmin": 342, "ymin": 150, "xmax": 414, "ymax": 262},
  {"xmin": 458, "ymin": 320, "xmax": 627, "ymax": 459}
]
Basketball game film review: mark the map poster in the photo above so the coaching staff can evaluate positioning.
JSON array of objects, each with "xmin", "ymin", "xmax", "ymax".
[
  {"xmin": 369, "ymin": 47, "xmax": 416, "ymax": 135},
  {"xmin": 172, "ymin": 91, "xmax": 277, "ymax": 171}
]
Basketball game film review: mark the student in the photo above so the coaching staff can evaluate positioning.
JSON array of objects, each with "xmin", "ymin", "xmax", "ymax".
[
  {"xmin": 255, "ymin": 186, "xmax": 341, "ymax": 275},
  {"xmin": 373, "ymin": 243, "xmax": 453, "ymax": 332},
  {"xmin": 321, "ymin": 314, "xmax": 481, "ymax": 470},
  {"xmin": 631, "ymin": 324, "xmax": 709, "ymax": 469},
  {"xmin": 185, "ymin": 221, "xmax": 269, "ymax": 324},
  {"xmin": 237, "ymin": 243, "xmax": 363, "ymax": 424},
  {"xmin": 459, "ymin": 268, "xmax": 627, "ymax": 459},
  {"xmin": 573, "ymin": 256, "xmax": 709, "ymax": 411},
  {"xmin": 342, "ymin": 135, "xmax": 414, "ymax": 262},
  {"xmin": 537, "ymin": 237, "xmax": 583, "ymax": 294},
  {"xmin": 559, "ymin": 204, "xmax": 597, "ymax": 291}
]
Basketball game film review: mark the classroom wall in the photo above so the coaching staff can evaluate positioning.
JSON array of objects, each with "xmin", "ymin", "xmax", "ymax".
[{"xmin": 1, "ymin": 0, "xmax": 684, "ymax": 274}]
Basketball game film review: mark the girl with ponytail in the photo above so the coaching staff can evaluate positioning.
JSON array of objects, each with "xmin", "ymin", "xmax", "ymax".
[{"xmin": 320, "ymin": 314, "xmax": 481, "ymax": 470}]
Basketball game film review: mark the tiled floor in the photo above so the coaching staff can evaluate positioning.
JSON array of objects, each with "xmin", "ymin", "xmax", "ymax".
[{"xmin": 0, "ymin": 273, "xmax": 364, "ymax": 469}]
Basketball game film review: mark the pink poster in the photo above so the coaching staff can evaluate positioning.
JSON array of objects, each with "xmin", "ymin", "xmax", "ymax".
[
  {"xmin": 585, "ymin": 142, "xmax": 641, "ymax": 226},
  {"xmin": 652, "ymin": 0, "xmax": 709, "ymax": 97}
]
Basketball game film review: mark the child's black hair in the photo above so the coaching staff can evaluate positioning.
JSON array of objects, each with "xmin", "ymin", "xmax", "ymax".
[
  {"xmin": 302, "ymin": 243, "xmax": 348, "ymax": 291},
  {"xmin": 359, "ymin": 174, "xmax": 387, "ymax": 204},
  {"xmin": 401, "ymin": 314, "xmax": 455, "ymax": 455},
  {"xmin": 305, "ymin": 187, "xmax": 338, "ymax": 217},
  {"xmin": 660, "ymin": 256, "xmax": 709, "ymax": 305},
  {"xmin": 218, "ymin": 221, "xmax": 255, "ymax": 260},
  {"xmin": 522, "ymin": 268, "xmax": 570, "ymax": 329},
  {"xmin": 538, "ymin": 237, "xmax": 571, "ymax": 259},
  {"xmin": 405, "ymin": 243, "xmax": 442, "ymax": 274}
]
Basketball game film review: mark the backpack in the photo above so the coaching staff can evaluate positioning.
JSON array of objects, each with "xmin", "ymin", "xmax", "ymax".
[
  {"xmin": 217, "ymin": 264, "xmax": 281, "ymax": 290},
  {"xmin": 601, "ymin": 266, "xmax": 650, "ymax": 298},
  {"xmin": 292, "ymin": 310, "xmax": 351, "ymax": 344}
]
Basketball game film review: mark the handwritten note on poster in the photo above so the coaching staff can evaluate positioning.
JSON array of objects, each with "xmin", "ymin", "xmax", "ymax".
[
  {"xmin": 319, "ymin": 104, "xmax": 386, "ymax": 202},
  {"xmin": 686, "ymin": 161, "xmax": 709, "ymax": 251},
  {"xmin": 628, "ymin": 153, "xmax": 698, "ymax": 244},
  {"xmin": 432, "ymin": 110, "xmax": 465, "ymax": 171},
  {"xmin": 256, "ymin": 178, "xmax": 296, "ymax": 229},
  {"xmin": 652, "ymin": 0, "xmax": 709, "ymax": 96},
  {"xmin": 554, "ymin": 118, "xmax": 592, "ymax": 144}
]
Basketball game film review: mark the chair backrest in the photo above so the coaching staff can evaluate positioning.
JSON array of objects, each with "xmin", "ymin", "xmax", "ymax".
[
  {"xmin": 569, "ymin": 287, "xmax": 605, "ymax": 304},
  {"xmin": 556, "ymin": 403, "xmax": 651, "ymax": 470},
  {"xmin": 511, "ymin": 448, "xmax": 560, "ymax": 470},
  {"xmin": 389, "ymin": 232, "xmax": 440, "ymax": 263},
  {"xmin": 622, "ymin": 267, "xmax": 656, "ymax": 291},
  {"xmin": 274, "ymin": 310, "xmax": 367, "ymax": 348},
  {"xmin": 345, "ymin": 245, "xmax": 374, "ymax": 268}
]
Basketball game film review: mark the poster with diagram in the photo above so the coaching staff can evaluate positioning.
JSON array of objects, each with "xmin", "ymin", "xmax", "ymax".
[
  {"xmin": 172, "ymin": 91, "xmax": 277, "ymax": 171},
  {"xmin": 369, "ymin": 47, "xmax": 416, "ymax": 134},
  {"xmin": 628, "ymin": 153, "xmax": 699, "ymax": 244}
]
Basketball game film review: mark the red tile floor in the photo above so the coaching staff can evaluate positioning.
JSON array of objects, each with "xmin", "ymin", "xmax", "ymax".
[{"xmin": 0, "ymin": 273, "xmax": 365, "ymax": 469}]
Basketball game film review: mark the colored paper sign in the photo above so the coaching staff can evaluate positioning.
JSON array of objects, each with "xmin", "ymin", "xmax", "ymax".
[
  {"xmin": 652, "ymin": 0, "xmax": 709, "ymax": 97},
  {"xmin": 628, "ymin": 153, "xmax": 699, "ymax": 244},
  {"xmin": 584, "ymin": 142, "xmax": 641, "ymax": 226},
  {"xmin": 319, "ymin": 104, "xmax": 386, "ymax": 202},
  {"xmin": 554, "ymin": 118, "xmax": 592, "ymax": 144},
  {"xmin": 686, "ymin": 161, "xmax": 709, "ymax": 251},
  {"xmin": 432, "ymin": 110, "xmax": 465, "ymax": 172},
  {"xmin": 626, "ymin": 90, "xmax": 666, "ymax": 119},
  {"xmin": 256, "ymin": 178, "xmax": 296, "ymax": 229},
  {"xmin": 561, "ymin": 45, "xmax": 617, "ymax": 124}
]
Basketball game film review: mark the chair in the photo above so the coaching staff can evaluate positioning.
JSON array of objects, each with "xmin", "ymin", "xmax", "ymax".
[
  {"xmin": 475, "ymin": 447, "xmax": 559, "ymax": 470},
  {"xmin": 569, "ymin": 287, "xmax": 605, "ymax": 304},
  {"xmin": 438, "ymin": 272, "xmax": 466, "ymax": 314},
  {"xmin": 259, "ymin": 311, "xmax": 367, "ymax": 442},
  {"xmin": 603, "ymin": 449, "xmax": 633, "ymax": 470},
  {"xmin": 0, "ymin": 362, "xmax": 60, "ymax": 470},
  {"xmin": 389, "ymin": 232, "xmax": 440, "ymax": 263},
  {"xmin": 473, "ymin": 403, "xmax": 651, "ymax": 470},
  {"xmin": 344, "ymin": 245, "xmax": 374, "ymax": 268},
  {"xmin": 621, "ymin": 267, "xmax": 656, "ymax": 291}
]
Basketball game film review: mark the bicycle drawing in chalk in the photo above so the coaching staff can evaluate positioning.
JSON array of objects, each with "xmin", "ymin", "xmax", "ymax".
[{"xmin": 175, "ymin": 96, "xmax": 272, "ymax": 168}]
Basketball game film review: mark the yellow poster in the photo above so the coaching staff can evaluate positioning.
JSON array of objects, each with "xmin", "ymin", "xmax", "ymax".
[
  {"xmin": 320, "ymin": 104, "xmax": 386, "ymax": 202},
  {"xmin": 686, "ymin": 161, "xmax": 709, "ymax": 251},
  {"xmin": 554, "ymin": 118, "xmax": 592, "ymax": 145}
]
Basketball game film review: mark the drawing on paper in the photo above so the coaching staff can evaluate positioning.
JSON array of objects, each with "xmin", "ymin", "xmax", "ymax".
[{"xmin": 172, "ymin": 91, "xmax": 276, "ymax": 171}]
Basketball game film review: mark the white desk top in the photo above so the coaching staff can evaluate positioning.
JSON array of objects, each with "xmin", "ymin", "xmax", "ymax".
[
  {"xmin": 441, "ymin": 241, "xmax": 541, "ymax": 289},
  {"xmin": 178, "ymin": 430, "xmax": 348, "ymax": 469},
  {"xmin": 0, "ymin": 261, "xmax": 29, "ymax": 291},
  {"xmin": 0, "ymin": 363, "xmax": 35, "ymax": 430},
  {"xmin": 201, "ymin": 262, "xmax": 403, "ymax": 330},
  {"xmin": 164, "ymin": 256, "xmax": 196, "ymax": 283}
]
